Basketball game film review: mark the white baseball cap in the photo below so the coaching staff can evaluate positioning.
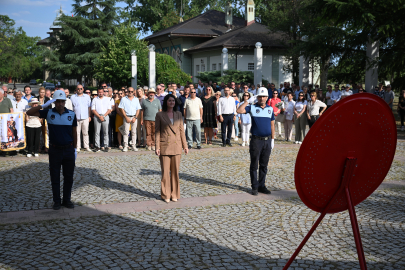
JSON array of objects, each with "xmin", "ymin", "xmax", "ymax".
[
  {"xmin": 53, "ymin": 90, "xmax": 66, "ymax": 100},
  {"xmin": 257, "ymin": 87, "xmax": 269, "ymax": 97}
]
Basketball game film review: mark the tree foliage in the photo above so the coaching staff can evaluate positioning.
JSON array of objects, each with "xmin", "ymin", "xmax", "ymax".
[
  {"xmin": 44, "ymin": 0, "xmax": 117, "ymax": 80},
  {"xmin": 155, "ymin": 54, "xmax": 191, "ymax": 86},
  {"xmin": 196, "ymin": 69, "xmax": 269, "ymax": 85},
  {"xmin": 0, "ymin": 15, "xmax": 43, "ymax": 81}
]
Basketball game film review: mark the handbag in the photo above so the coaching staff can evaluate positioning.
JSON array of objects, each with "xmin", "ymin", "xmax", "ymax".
[{"xmin": 275, "ymin": 112, "xmax": 285, "ymax": 123}]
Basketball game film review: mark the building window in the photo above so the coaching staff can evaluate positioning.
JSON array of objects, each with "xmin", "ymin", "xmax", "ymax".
[
  {"xmin": 176, "ymin": 48, "xmax": 181, "ymax": 64},
  {"xmin": 172, "ymin": 49, "xmax": 176, "ymax": 59},
  {"xmin": 201, "ymin": 64, "xmax": 205, "ymax": 72},
  {"xmin": 212, "ymin": 64, "xmax": 216, "ymax": 71},
  {"xmin": 248, "ymin": 63, "xmax": 254, "ymax": 70},
  {"xmin": 218, "ymin": 63, "xmax": 222, "ymax": 70}
]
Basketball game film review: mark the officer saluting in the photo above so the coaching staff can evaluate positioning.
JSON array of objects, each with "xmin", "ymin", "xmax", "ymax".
[
  {"xmin": 237, "ymin": 87, "xmax": 275, "ymax": 195},
  {"xmin": 27, "ymin": 90, "xmax": 77, "ymax": 210}
]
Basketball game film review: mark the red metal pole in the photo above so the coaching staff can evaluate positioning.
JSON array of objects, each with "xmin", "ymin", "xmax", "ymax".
[{"xmin": 345, "ymin": 186, "xmax": 368, "ymax": 270}]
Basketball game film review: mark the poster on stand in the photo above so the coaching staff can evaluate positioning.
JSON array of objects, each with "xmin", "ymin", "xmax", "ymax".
[{"xmin": 0, "ymin": 112, "xmax": 26, "ymax": 151}]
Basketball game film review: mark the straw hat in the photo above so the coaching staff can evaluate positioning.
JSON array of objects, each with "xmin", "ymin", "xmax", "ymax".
[{"xmin": 28, "ymin": 98, "xmax": 40, "ymax": 106}]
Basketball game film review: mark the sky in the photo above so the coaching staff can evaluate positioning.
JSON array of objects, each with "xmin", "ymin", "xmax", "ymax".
[{"xmin": 0, "ymin": 0, "xmax": 131, "ymax": 40}]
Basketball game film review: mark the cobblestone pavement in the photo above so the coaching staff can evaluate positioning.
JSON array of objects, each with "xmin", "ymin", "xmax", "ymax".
[
  {"xmin": 0, "ymin": 188, "xmax": 404, "ymax": 270},
  {"xmin": 1, "ymin": 141, "xmax": 404, "ymax": 212}
]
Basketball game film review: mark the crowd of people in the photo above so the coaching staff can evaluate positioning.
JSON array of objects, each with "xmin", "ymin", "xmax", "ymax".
[{"xmin": 0, "ymin": 80, "xmax": 404, "ymax": 158}]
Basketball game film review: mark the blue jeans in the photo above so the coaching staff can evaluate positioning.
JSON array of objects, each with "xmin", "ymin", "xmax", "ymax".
[
  {"xmin": 48, "ymin": 145, "xmax": 75, "ymax": 203},
  {"xmin": 186, "ymin": 119, "xmax": 201, "ymax": 147},
  {"xmin": 249, "ymin": 138, "xmax": 272, "ymax": 190},
  {"xmin": 234, "ymin": 115, "xmax": 239, "ymax": 137}
]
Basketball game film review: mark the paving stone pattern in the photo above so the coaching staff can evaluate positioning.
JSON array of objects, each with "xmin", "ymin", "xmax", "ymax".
[
  {"xmin": 1, "ymin": 144, "xmax": 404, "ymax": 212},
  {"xmin": 0, "ymin": 189, "xmax": 404, "ymax": 270}
]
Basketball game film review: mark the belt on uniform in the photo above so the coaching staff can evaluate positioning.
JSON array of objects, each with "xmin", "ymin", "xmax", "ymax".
[
  {"xmin": 127, "ymin": 115, "xmax": 135, "ymax": 117},
  {"xmin": 222, "ymin": 114, "xmax": 234, "ymax": 116},
  {"xmin": 51, "ymin": 143, "xmax": 73, "ymax": 149},
  {"xmin": 251, "ymin": 135, "xmax": 272, "ymax": 141}
]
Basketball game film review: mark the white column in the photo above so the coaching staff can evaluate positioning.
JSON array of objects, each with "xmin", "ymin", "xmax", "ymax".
[
  {"xmin": 131, "ymin": 50, "xmax": 137, "ymax": 89},
  {"xmin": 299, "ymin": 55, "xmax": 309, "ymax": 87},
  {"xmin": 221, "ymin": 48, "xmax": 228, "ymax": 76},
  {"xmin": 254, "ymin": 42, "xmax": 263, "ymax": 87},
  {"xmin": 365, "ymin": 39, "xmax": 379, "ymax": 93},
  {"xmin": 148, "ymin": 44, "xmax": 156, "ymax": 89}
]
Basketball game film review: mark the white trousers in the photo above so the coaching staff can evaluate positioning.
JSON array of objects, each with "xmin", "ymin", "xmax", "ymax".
[
  {"xmin": 241, "ymin": 123, "xmax": 251, "ymax": 142},
  {"xmin": 76, "ymin": 118, "xmax": 89, "ymax": 149},
  {"xmin": 123, "ymin": 117, "xmax": 137, "ymax": 147},
  {"xmin": 275, "ymin": 121, "xmax": 282, "ymax": 136}
]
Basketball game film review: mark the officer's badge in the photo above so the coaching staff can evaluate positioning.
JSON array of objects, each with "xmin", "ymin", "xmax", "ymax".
[
  {"xmin": 256, "ymin": 109, "xmax": 260, "ymax": 113},
  {"xmin": 268, "ymin": 110, "xmax": 272, "ymax": 114},
  {"xmin": 68, "ymin": 116, "xmax": 72, "ymax": 121},
  {"xmin": 51, "ymin": 115, "xmax": 55, "ymax": 120}
]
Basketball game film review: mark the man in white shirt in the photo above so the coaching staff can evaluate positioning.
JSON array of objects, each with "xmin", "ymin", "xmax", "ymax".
[
  {"xmin": 118, "ymin": 87, "xmax": 141, "ymax": 152},
  {"xmin": 184, "ymin": 89, "xmax": 203, "ymax": 149},
  {"xmin": 71, "ymin": 84, "xmax": 92, "ymax": 152},
  {"xmin": 217, "ymin": 87, "xmax": 237, "ymax": 147},
  {"xmin": 91, "ymin": 89, "xmax": 112, "ymax": 152},
  {"xmin": 325, "ymin": 85, "xmax": 334, "ymax": 109},
  {"xmin": 13, "ymin": 90, "xmax": 28, "ymax": 112}
]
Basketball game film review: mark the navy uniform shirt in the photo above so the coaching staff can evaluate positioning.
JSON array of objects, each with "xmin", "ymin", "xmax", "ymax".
[
  {"xmin": 245, "ymin": 103, "xmax": 275, "ymax": 137},
  {"xmin": 39, "ymin": 108, "xmax": 77, "ymax": 146}
]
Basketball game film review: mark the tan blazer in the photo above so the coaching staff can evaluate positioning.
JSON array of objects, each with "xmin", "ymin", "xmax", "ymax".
[{"xmin": 155, "ymin": 111, "xmax": 187, "ymax": 155}]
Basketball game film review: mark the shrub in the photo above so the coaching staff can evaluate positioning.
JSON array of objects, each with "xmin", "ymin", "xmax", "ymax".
[{"xmin": 155, "ymin": 54, "xmax": 191, "ymax": 86}]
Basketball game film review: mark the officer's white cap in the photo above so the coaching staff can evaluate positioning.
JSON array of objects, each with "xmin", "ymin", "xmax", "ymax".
[
  {"xmin": 53, "ymin": 90, "xmax": 66, "ymax": 100},
  {"xmin": 257, "ymin": 87, "xmax": 269, "ymax": 97}
]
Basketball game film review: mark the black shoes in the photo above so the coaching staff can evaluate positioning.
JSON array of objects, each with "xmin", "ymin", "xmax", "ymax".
[
  {"xmin": 61, "ymin": 200, "xmax": 74, "ymax": 209},
  {"xmin": 227, "ymin": 142, "xmax": 233, "ymax": 147},
  {"xmin": 258, "ymin": 187, "xmax": 271, "ymax": 194},
  {"xmin": 53, "ymin": 202, "xmax": 61, "ymax": 210},
  {"xmin": 251, "ymin": 189, "xmax": 258, "ymax": 196},
  {"xmin": 222, "ymin": 143, "xmax": 226, "ymax": 147},
  {"xmin": 197, "ymin": 146, "xmax": 201, "ymax": 149}
]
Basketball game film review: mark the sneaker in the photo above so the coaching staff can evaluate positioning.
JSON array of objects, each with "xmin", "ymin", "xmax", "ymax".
[
  {"xmin": 76, "ymin": 148, "xmax": 81, "ymax": 152},
  {"xmin": 258, "ymin": 186, "xmax": 271, "ymax": 194},
  {"xmin": 151, "ymin": 146, "xmax": 155, "ymax": 151},
  {"xmin": 298, "ymin": 141, "xmax": 302, "ymax": 144},
  {"xmin": 104, "ymin": 148, "xmax": 109, "ymax": 152},
  {"xmin": 95, "ymin": 148, "xmax": 101, "ymax": 152},
  {"xmin": 295, "ymin": 141, "xmax": 299, "ymax": 144},
  {"xmin": 147, "ymin": 146, "xmax": 151, "ymax": 151},
  {"xmin": 133, "ymin": 147, "xmax": 139, "ymax": 152},
  {"xmin": 26, "ymin": 154, "xmax": 32, "ymax": 158},
  {"xmin": 242, "ymin": 142, "xmax": 245, "ymax": 147},
  {"xmin": 251, "ymin": 189, "xmax": 258, "ymax": 196},
  {"xmin": 123, "ymin": 147, "xmax": 128, "ymax": 152},
  {"xmin": 34, "ymin": 153, "xmax": 39, "ymax": 157},
  {"xmin": 118, "ymin": 145, "xmax": 123, "ymax": 150},
  {"xmin": 53, "ymin": 201, "xmax": 61, "ymax": 210},
  {"xmin": 246, "ymin": 142, "xmax": 249, "ymax": 146},
  {"xmin": 61, "ymin": 200, "xmax": 74, "ymax": 209},
  {"xmin": 196, "ymin": 146, "xmax": 201, "ymax": 149},
  {"xmin": 85, "ymin": 148, "xmax": 92, "ymax": 152},
  {"xmin": 234, "ymin": 137, "xmax": 238, "ymax": 141}
]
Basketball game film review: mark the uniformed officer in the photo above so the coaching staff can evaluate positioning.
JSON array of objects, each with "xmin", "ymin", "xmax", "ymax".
[
  {"xmin": 27, "ymin": 90, "xmax": 78, "ymax": 210},
  {"xmin": 237, "ymin": 87, "xmax": 275, "ymax": 195}
]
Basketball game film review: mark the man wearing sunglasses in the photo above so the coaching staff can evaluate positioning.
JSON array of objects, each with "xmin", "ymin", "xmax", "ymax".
[
  {"xmin": 91, "ymin": 88, "xmax": 112, "ymax": 152},
  {"xmin": 237, "ymin": 87, "xmax": 275, "ymax": 196},
  {"xmin": 71, "ymin": 84, "xmax": 92, "ymax": 152},
  {"xmin": 238, "ymin": 85, "xmax": 253, "ymax": 102}
]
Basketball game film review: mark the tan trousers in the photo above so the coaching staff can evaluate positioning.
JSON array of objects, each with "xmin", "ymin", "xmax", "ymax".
[
  {"xmin": 145, "ymin": 120, "xmax": 155, "ymax": 146},
  {"xmin": 76, "ymin": 118, "xmax": 90, "ymax": 149},
  {"xmin": 123, "ymin": 117, "xmax": 137, "ymax": 147},
  {"xmin": 159, "ymin": 154, "xmax": 181, "ymax": 200}
]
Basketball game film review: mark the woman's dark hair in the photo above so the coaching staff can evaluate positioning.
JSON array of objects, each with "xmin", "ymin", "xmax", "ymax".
[
  {"xmin": 297, "ymin": 93, "xmax": 305, "ymax": 103},
  {"xmin": 162, "ymin": 94, "xmax": 178, "ymax": 112}
]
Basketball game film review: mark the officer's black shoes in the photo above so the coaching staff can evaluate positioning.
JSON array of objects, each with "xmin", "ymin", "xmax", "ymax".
[
  {"xmin": 53, "ymin": 202, "xmax": 61, "ymax": 210},
  {"xmin": 197, "ymin": 146, "xmax": 201, "ymax": 149},
  {"xmin": 251, "ymin": 189, "xmax": 258, "ymax": 196},
  {"xmin": 222, "ymin": 143, "xmax": 226, "ymax": 147},
  {"xmin": 62, "ymin": 200, "xmax": 74, "ymax": 209},
  {"xmin": 227, "ymin": 142, "xmax": 233, "ymax": 147},
  {"xmin": 104, "ymin": 148, "xmax": 109, "ymax": 152},
  {"xmin": 258, "ymin": 186, "xmax": 271, "ymax": 194}
]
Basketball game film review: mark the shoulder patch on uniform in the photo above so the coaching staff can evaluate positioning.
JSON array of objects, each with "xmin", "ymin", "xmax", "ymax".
[
  {"xmin": 51, "ymin": 114, "xmax": 55, "ymax": 120},
  {"xmin": 68, "ymin": 116, "xmax": 72, "ymax": 121},
  {"xmin": 256, "ymin": 109, "xmax": 260, "ymax": 114}
]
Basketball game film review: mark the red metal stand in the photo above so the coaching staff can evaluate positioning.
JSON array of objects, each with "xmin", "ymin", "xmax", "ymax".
[{"xmin": 283, "ymin": 158, "xmax": 367, "ymax": 270}]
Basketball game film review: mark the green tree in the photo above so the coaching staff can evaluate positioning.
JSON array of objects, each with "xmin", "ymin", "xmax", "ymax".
[
  {"xmin": 94, "ymin": 22, "xmax": 149, "ymax": 87},
  {"xmin": 155, "ymin": 54, "xmax": 191, "ymax": 86},
  {"xmin": 0, "ymin": 15, "xmax": 43, "ymax": 82},
  {"xmin": 44, "ymin": 0, "xmax": 117, "ymax": 81}
]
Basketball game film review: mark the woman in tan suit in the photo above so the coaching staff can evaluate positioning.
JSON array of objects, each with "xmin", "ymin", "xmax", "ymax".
[{"xmin": 155, "ymin": 94, "xmax": 188, "ymax": 203}]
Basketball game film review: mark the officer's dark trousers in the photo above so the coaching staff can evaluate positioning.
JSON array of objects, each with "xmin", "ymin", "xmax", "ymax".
[
  {"xmin": 249, "ymin": 138, "xmax": 272, "ymax": 190},
  {"xmin": 49, "ymin": 145, "xmax": 75, "ymax": 203},
  {"xmin": 221, "ymin": 114, "xmax": 234, "ymax": 144}
]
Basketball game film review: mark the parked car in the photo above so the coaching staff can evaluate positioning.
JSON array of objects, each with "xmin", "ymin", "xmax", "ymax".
[
  {"xmin": 29, "ymin": 79, "xmax": 37, "ymax": 85},
  {"xmin": 42, "ymin": 82, "xmax": 55, "ymax": 90}
]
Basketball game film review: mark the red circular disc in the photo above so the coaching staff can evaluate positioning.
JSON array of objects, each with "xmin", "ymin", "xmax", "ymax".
[{"xmin": 295, "ymin": 93, "xmax": 397, "ymax": 213}]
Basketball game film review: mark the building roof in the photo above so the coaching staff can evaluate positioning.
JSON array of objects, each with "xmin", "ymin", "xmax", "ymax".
[
  {"xmin": 185, "ymin": 22, "xmax": 288, "ymax": 53},
  {"xmin": 144, "ymin": 10, "xmax": 246, "ymax": 41},
  {"xmin": 37, "ymin": 37, "xmax": 51, "ymax": 46}
]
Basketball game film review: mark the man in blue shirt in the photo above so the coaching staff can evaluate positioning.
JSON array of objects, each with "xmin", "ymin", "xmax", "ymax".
[
  {"xmin": 237, "ymin": 87, "xmax": 275, "ymax": 195},
  {"xmin": 27, "ymin": 90, "xmax": 77, "ymax": 210}
]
